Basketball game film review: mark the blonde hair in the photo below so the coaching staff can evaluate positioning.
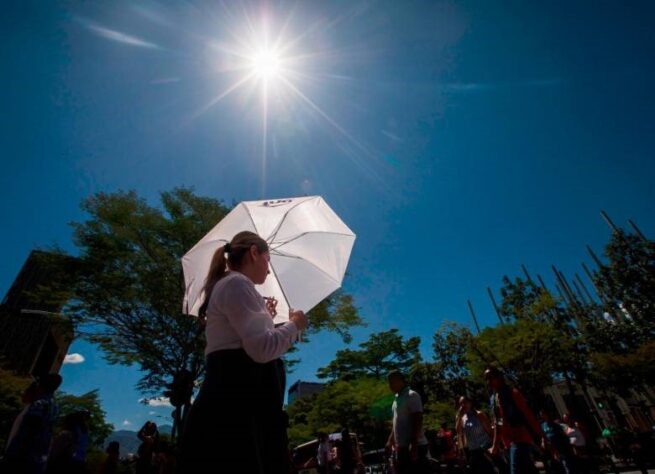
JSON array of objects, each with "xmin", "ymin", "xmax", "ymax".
[{"xmin": 199, "ymin": 231, "xmax": 268, "ymax": 316}]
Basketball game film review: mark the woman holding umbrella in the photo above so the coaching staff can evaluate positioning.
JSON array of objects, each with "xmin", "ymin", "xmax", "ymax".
[{"xmin": 180, "ymin": 231, "xmax": 308, "ymax": 474}]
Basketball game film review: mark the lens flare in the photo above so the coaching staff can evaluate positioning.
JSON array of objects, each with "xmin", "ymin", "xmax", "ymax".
[{"xmin": 250, "ymin": 49, "xmax": 281, "ymax": 80}]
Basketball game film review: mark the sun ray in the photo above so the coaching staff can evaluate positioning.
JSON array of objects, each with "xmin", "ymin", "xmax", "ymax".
[
  {"xmin": 280, "ymin": 77, "xmax": 377, "ymax": 161},
  {"xmin": 272, "ymin": 5, "xmax": 298, "ymax": 52},
  {"xmin": 261, "ymin": 79, "xmax": 269, "ymax": 197},
  {"xmin": 187, "ymin": 4, "xmax": 388, "ymax": 193},
  {"xmin": 279, "ymin": 77, "xmax": 391, "ymax": 190},
  {"xmin": 194, "ymin": 72, "xmax": 256, "ymax": 117}
]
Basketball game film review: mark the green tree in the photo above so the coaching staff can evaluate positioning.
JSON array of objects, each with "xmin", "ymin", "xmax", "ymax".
[
  {"xmin": 316, "ymin": 329, "xmax": 421, "ymax": 380},
  {"xmin": 498, "ymin": 276, "xmax": 545, "ymax": 322},
  {"xmin": 585, "ymin": 229, "xmax": 655, "ymax": 397},
  {"xmin": 286, "ymin": 291, "xmax": 364, "ymax": 370},
  {"xmin": 410, "ymin": 322, "xmax": 487, "ymax": 429},
  {"xmin": 70, "ymin": 188, "xmax": 363, "ymax": 403},
  {"xmin": 287, "ymin": 377, "xmax": 391, "ymax": 449},
  {"xmin": 467, "ymin": 318, "xmax": 575, "ymax": 407},
  {"xmin": 427, "ymin": 321, "xmax": 478, "ymax": 401},
  {"xmin": 592, "ymin": 229, "xmax": 655, "ymax": 340},
  {"xmin": 55, "ymin": 389, "xmax": 114, "ymax": 447},
  {"xmin": 0, "ymin": 365, "xmax": 32, "ymax": 451},
  {"xmin": 71, "ymin": 189, "xmax": 225, "ymax": 396}
]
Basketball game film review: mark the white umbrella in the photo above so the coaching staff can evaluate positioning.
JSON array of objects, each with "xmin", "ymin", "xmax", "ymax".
[{"xmin": 182, "ymin": 196, "xmax": 356, "ymax": 323}]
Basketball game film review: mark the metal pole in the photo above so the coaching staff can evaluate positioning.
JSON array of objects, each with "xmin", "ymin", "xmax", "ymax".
[
  {"xmin": 521, "ymin": 264, "xmax": 534, "ymax": 285},
  {"xmin": 600, "ymin": 210, "xmax": 620, "ymax": 233},
  {"xmin": 586, "ymin": 245, "xmax": 604, "ymax": 269},
  {"xmin": 552, "ymin": 266, "xmax": 578, "ymax": 306},
  {"xmin": 467, "ymin": 300, "xmax": 481, "ymax": 335},
  {"xmin": 575, "ymin": 273, "xmax": 595, "ymax": 304},
  {"xmin": 553, "ymin": 268, "xmax": 588, "ymax": 329},
  {"xmin": 582, "ymin": 262, "xmax": 610, "ymax": 306},
  {"xmin": 628, "ymin": 219, "xmax": 647, "ymax": 242},
  {"xmin": 554, "ymin": 282, "xmax": 569, "ymax": 305},
  {"xmin": 581, "ymin": 263, "xmax": 596, "ymax": 287},
  {"xmin": 486, "ymin": 287, "xmax": 504, "ymax": 324},
  {"xmin": 559, "ymin": 270, "xmax": 581, "ymax": 307},
  {"xmin": 572, "ymin": 279, "xmax": 588, "ymax": 305},
  {"xmin": 536, "ymin": 275, "xmax": 549, "ymax": 291}
]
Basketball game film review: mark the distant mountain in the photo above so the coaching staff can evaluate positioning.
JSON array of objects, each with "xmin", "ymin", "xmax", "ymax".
[
  {"xmin": 158, "ymin": 424, "xmax": 173, "ymax": 435},
  {"xmin": 104, "ymin": 430, "xmax": 139, "ymax": 457}
]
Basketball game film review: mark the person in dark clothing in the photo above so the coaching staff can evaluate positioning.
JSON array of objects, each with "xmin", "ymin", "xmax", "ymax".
[
  {"xmin": 47, "ymin": 411, "xmax": 90, "ymax": 474},
  {"xmin": 4, "ymin": 374, "xmax": 62, "ymax": 474},
  {"xmin": 136, "ymin": 421, "xmax": 159, "ymax": 474},
  {"xmin": 485, "ymin": 368, "xmax": 544, "ymax": 474},
  {"xmin": 337, "ymin": 430, "xmax": 357, "ymax": 474},
  {"xmin": 539, "ymin": 410, "xmax": 579, "ymax": 474},
  {"xmin": 100, "ymin": 442, "xmax": 120, "ymax": 474},
  {"xmin": 179, "ymin": 231, "xmax": 308, "ymax": 474}
]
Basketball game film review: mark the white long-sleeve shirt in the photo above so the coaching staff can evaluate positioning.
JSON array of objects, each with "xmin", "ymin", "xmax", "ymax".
[{"xmin": 204, "ymin": 271, "xmax": 298, "ymax": 363}]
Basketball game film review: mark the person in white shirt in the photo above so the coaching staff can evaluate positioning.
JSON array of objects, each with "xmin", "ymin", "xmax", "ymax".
[
  {"xmin": 180, "ymin": 231, "xmax": 308, "ymax": 474},
  {"xmin": 386, "ymin": 371, "xmax": 430, "ymax": 474}
]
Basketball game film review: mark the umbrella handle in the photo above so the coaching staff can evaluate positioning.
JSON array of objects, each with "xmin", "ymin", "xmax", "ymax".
[{"xmin": 289, "ymin": 307, "xmax": 304, "ymax": 343}]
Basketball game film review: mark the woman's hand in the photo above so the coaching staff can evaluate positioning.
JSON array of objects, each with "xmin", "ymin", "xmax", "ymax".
[
  {"xmin": 264, "ymin": 297, "xmax": 278, "ymax": 318},
  {"xmin": 488, "ymin": 444, "xmax": 499, "ymax": 457},
  {"xmin": 289, "ymin": 309, "xmax": 308, "ymax": 331}
]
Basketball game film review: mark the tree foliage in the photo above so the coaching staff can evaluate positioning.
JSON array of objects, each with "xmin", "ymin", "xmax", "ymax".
[
  {"xmin": 593, "ymin": 230, "xmax": 655, "ymax": 332},
  {"xmin": 70, "ymin": 188, "xmax": 364, "ymax": 397},
  {"xmin": 0, "ymin": 365, "xmax": 32, "ymax": 451},
  {"xmin": 71, "ymin": 189, "xmax": 227, "ymax": 395},
  {"xmin": 469, "ymin": 319, "xmax": 575, "ymax": 403},
  {"xmin": 55, "ymin": 389, "xmax": 114, "ymax": 447},
  {"xmin": 586, "ymin": 229, "xmax": 655, "ymax": 395},
  {"xmin": 316, "ymin": 329, "xmax": 420, "ymax": 380},
  {"xmin": 287, "ymin": 377, "xmax": 391, "ymax": 449},
  {"xmin": 287, "ymin": 221, "xmax": 655, "ymax": 450}
]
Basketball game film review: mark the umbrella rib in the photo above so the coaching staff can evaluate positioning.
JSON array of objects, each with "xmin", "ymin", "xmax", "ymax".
[
  {"xmin": 266, "ymin": 197, "xmax": 316, "ymax": 242},
  {"xmin": 243, "ymin": 203, "xmax": 261, "ymax": 236},
  {"xmin": 270, "ymin": 230, "xmax": 355, "ymax": 250},
  {"xmin": 271, "ymin": 252, "xmax": 341, "ymax": 287},
  {"xmin": 267, "ymin": 263, "xmax": 292, "ymax": 311}
]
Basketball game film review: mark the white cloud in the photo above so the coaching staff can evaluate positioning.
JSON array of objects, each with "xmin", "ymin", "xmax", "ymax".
[
  {"xmin": 139, "ymin": 397, "xmax": 172, "ymax": 407},
  {"xmin": 122, "ymin": 419, "xmax": 132, "ymax": 427},
  {"xmin": 63, "ymin": 353, "xmax": 85, "ymax": 364},
  {"xmin": 78, "ymin": 18, "xmax": 160, "ymax": 49},
  {"xmin": 150, "ymin": 77, "xmax": 180, "ymax": 85},
  {"xmin": 381, "ymin": 130, "xmax": 403, "ymax": 142},
  {"xmin": 442, "ymin": 78, "xmax": 564, "ymax": 94}
]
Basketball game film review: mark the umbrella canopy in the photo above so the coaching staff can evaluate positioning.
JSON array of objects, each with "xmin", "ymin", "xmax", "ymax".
[{"xmin": 182, "ymin": 196, "xmax": 355, "ymax": 323}]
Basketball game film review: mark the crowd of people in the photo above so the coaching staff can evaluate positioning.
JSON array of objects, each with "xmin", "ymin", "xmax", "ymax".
[
  {"xmin": 377, "ymin": 366, "xmax": 652, "ymax": 474},
  {"xmin": 1, "ymin": 230, "xmax": 653, "ymax": 474},
  {"xmin": 0, "ymin": 372, "xmax": 175, "ymax": 474}
]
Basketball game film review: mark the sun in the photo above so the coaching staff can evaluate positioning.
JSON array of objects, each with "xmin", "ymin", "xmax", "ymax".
[
  {"xmin": 196, "ymin": 8, "xmax": 377, "ymax": 196},
  {"xmin": 250, "ymin": 48, "xmax": 282, "ymax": 80}
]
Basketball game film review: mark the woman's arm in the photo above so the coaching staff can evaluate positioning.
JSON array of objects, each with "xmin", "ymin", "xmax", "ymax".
[
  {"xmin": 455, "ymin": 413, "xmax": 465, "ymax": 450},
  {"xmin": 222, "ymin": 280, "xmax": 299, "ymax": 362}
]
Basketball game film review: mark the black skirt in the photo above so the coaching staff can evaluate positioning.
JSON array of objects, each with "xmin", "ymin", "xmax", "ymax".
[{"xmin": 179, "ymin": 349, "xmax": 289, "ymax": 474}]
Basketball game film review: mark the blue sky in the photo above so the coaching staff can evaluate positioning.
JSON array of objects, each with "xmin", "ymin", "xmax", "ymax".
[{"xmin": 2, "ymin": 0, "xmax": 654, "ymax": 430}]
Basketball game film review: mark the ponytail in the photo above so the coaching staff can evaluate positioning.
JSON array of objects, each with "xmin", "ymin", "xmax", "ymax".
[{"xmin": 199, "ymin": 231, "xmax": 268, "ymax": 317}]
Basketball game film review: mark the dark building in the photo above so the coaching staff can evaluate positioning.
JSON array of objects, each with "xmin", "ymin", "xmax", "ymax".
[
  {"xmin": 288, "ymin": 380, "xmax": 325, "ymax": 404},
  {"xmin": 0, "ymin": 250, "xmax": 78, "ymax": 376}
]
